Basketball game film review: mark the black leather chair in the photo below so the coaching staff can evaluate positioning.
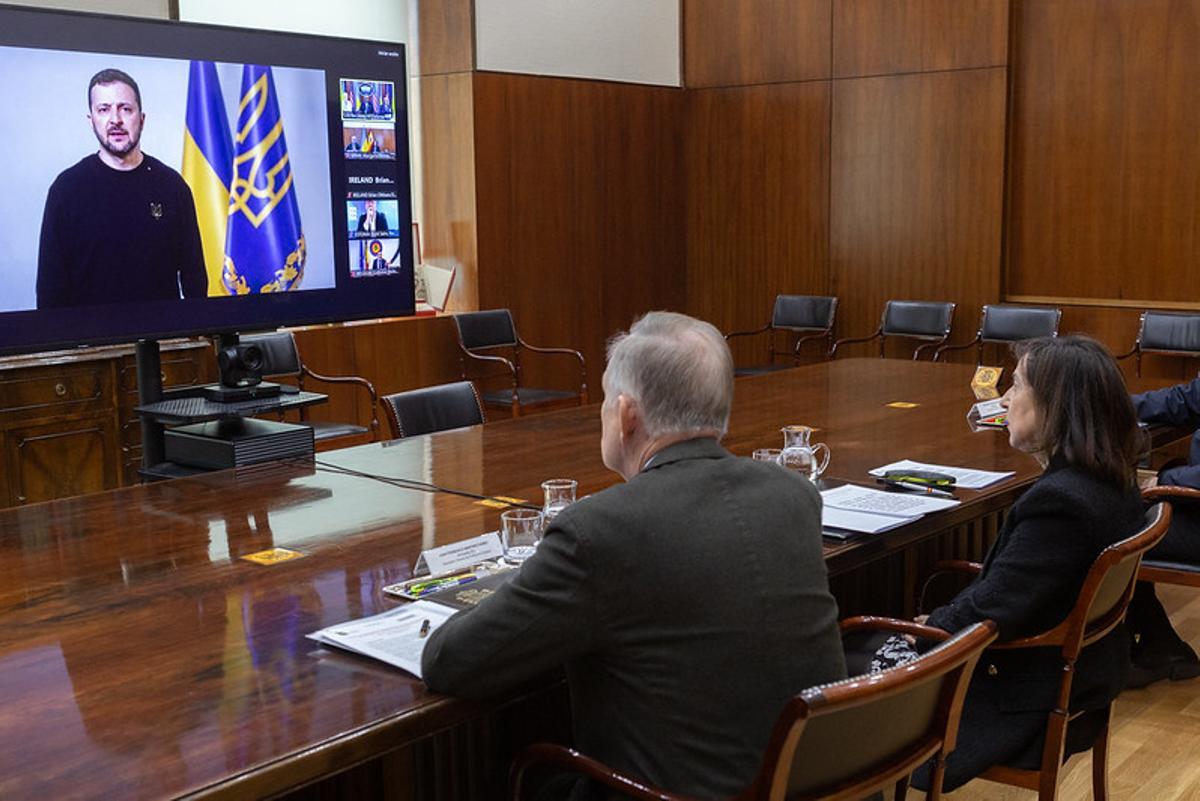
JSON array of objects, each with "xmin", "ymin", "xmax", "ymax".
[
  {"xmin": 934, "ymin": 304, "xmax": 1062, "ymax": 364},
  {"xmin": 239, "ymin": 331, "xmax": 380, "ymax": 443},
  {"xmin": 380, "ymin": 381, "xmax": 485, "ymax": 439},
  {"xmin": 725, "ymin": 294, "xmax": 838, "ymax": 376},
  {"xmin": 1140, "ymin": 485, "xmax": 1200, "ymax": 588},
  {"xmin": 453, "ymin": 309, "xmax": 587, "ymax": 418},
  {"xmin": 831, "ymin": 300, "xmax": 956, "ymax": 360},
  {"xmin": 510, "ymin": 618, "xmax": 997, "ymax": 801},
  {"xmin": 1118, "ymin": 310, "xmax": 1200, "ymax": 376}
]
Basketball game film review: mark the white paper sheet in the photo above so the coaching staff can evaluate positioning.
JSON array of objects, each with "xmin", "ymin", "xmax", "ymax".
[
  {"xmin": 822, "ymin": 484, "xmax": 959, "ymax": 516},
  {"xmin": 868, "ymin": 459, "xmax": 1015, "ymax": 490},
  {"xmin": 822, "ymin": 506, "xmax": 920, "ymax": 537},
  {"xmin": 308, "ymin": 600, "xmax": 458, "ymax": 678}
]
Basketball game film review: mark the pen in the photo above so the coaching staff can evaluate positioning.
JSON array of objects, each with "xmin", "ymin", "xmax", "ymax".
[
  {"xmin": 418, "ymin": 619, "xmax": 431, "ymax": 638},
  {"xmin": 407, "ymin": 573, "xmax": 480, "ymax": 597},
  {"xmin": 878, "ymin": 479, "xmax": 957, "ymax": 499}
]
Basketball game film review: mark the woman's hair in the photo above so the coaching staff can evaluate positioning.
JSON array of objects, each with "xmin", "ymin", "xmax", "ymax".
[{"xmin": 1013, "ymin": 334, "xmax": 1139, "ymax": 488}]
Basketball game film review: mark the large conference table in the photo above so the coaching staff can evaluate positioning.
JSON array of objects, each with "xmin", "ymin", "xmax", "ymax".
[{"xmin": 0, "ymin": 359, "xmax": 1052, "ymax": 800}]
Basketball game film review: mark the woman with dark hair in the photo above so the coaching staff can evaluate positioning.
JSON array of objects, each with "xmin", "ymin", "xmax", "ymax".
[{"xmin": 910, "ymin": 334, "xmax": 1145, "ymax": 791}]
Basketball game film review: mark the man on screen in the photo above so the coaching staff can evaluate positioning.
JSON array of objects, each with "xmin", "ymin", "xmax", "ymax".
[
  {"xmin": 355, "ymin": 199, "xmax": 389, "ymax": 234},
  {"xmin": 36, "ymin": 68, "xmax": 206, "ymax": 309},
  {"xmin": 422, "ymin": 312, "xmax": 847, "ymax": 800}
]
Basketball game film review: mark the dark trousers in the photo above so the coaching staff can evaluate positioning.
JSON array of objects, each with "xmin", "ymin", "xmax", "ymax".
[{"xmin": 1127, "ymin": 507, "xmax": 1200, "ymax": 662}]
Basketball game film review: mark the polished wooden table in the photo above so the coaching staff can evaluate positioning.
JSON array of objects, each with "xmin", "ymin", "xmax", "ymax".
[{"xmin": 0, "ymin": 359, "xmax": 1047, "ymax": 800}]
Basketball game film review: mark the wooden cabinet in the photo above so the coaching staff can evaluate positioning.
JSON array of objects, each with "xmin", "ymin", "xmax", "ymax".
[{"xmin": 0, "ymin": 341, "xmax": 212, "ymax": 507}]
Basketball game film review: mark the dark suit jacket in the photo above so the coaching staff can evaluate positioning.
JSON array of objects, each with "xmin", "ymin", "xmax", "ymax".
[
  {"xmin": 422, "ymin": 437, "xmax": 847, "ymax": 800},
  {"xmin": 356, "ymin": 211, "xmax": 389, "ymax": 234},
  {"xmin": 1131, "ymin": 380, "xmax": 1200, "ymax": 561},
  {"xmin": 924, "ymin": 459, "xmax": 1142, "ymax": 790}
]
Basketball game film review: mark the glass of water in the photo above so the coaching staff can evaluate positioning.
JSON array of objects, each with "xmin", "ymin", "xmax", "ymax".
[
  {"xmin": 501, "ymin": 508, "xmax": 544, "ymax": 565},
  {"xmin": 541, "ymin": 478, "xmax": 578, "ymax": 526},
  {"xmin": 752, "ymin": 448, "xmax": 783, "ymax": 464}
]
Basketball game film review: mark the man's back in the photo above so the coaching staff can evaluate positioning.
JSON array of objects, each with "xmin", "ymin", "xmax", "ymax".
[{"xmin": 422, "ymin": 437, "xmax": 846, "ymax": 799}]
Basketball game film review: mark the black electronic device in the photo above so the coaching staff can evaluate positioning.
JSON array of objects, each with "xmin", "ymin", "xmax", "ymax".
[
  {"xmin": 0, "ymin": 3, "xmax": 415, "ymax": 357},
  {"xmin": 164, "ymin": 418, "xmax": 314, "ymax": 469},
  {"xmin": 205, "ymin": 342, "xmax": 282, "ymax": 402}
]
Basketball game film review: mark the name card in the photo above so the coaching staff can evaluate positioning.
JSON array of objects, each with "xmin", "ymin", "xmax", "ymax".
[{"xmin": 414, "ymin": 532, "xmax": 504, "ymax": 577}]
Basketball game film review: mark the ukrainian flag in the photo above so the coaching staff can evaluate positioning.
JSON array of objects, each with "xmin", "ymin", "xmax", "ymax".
[
  {"xmin": 224, "ymin": 64, "xmax": 305, "ymax": 294},
  {"xmin": 181, "ymin": 61, "xmax": 234, "ymax": 296}
]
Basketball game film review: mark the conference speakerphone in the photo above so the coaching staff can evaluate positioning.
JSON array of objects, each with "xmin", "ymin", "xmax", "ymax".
[{"xmin": 165, "ymin": 418, "xmax": 314, "ymax": 470}]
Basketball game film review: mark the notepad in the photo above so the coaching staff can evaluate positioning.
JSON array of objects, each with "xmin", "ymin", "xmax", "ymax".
[{"xmin": 868, "ymin": 459, "xmax": 1014, "ymax": 490}]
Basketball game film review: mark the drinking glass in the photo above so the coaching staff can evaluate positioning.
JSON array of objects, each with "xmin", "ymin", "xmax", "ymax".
[
  {"xmin": 501, "ymin": 508, "xmax": 544, "ymax": 565},
  {"xmin": 541, "ymin": 478, "xmax": 578, "ymax": 525},
  {"xmin": 752, "ymin": 448, "xmax": 783, "ymax": 464}
]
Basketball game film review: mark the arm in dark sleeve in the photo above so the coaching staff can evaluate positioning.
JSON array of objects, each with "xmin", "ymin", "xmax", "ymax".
[
  {"xmin": 421, "ymin": 514, "xmax": 598, "ymax": 699},
  {"xmin": 36, "ymin": 182, "xmax": 70, "ymax": 309},
  {"xmin": 926, "ymin": 486, "xmax": 1095, "ymax": 642},
  {"xmin": 1157, "ymin": 461, "xmax": 1200, "ymax": 491},
  {"xmin": 1132, "ymin": 380, "xmax": 1200, "ymax": 428},
  {"xmin": 176, "ymin": 185, "xmax": 208, "ymax": 299}
]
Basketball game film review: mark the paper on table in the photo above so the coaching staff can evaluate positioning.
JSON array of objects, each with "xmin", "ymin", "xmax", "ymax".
[
  {"xmin": 308, "ymin": 599, "xmax": 457, "ymax": 678},
  {"xmin": 822, "ymin": 506, "xmax": 920, "ymax": 537},
  {"xmin": 868, "ymin": 459, "xmax": 1015, "ymax": 490},
  {"xmin": 821, "ymin": 484, "xmax": 959, "ymax": 516}
]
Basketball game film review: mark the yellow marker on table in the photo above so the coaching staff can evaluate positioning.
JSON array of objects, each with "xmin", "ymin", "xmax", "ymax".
[
  {"xmin": 886, "ymin": 401, "xmax": 919, "ymax": 409},
  {"xmin": 241, "ymin": 547, "xmax": 306, "ymax": 565},
  {"xmin": 475, "ymin": 495, "xmax": 527, "ymax": 509}
]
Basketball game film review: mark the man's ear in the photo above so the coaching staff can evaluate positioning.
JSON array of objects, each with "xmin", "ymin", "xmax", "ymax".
[{"xmin": 617, "ymin": 394, "xmax": 640, "ymax": 441}]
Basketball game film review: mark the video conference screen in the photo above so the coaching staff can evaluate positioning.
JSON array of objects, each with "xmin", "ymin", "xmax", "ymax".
[{"xmin": 0, "ymin": 4, "xmax": 414, "ymax": 356}]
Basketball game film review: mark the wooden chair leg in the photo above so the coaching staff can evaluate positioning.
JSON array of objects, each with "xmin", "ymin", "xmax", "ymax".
[{"xmin": 1092, "ymin": 717, "xmax": 1111, "ymax": 801}]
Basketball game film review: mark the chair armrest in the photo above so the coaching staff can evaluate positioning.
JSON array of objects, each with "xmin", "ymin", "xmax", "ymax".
[
  {"xmin": 724, "ymin": 323, "xmax": 771, "ymax": 341},
  {"xmin": 918, "ymin": 560, "xmax": 983, "ymax": 615},
  {"xmin": 518, "ymin": 340, "xmax": 586, "ymax": 366},
  {"xmin": 839, "ymin": 615, "xmax": 953, "ymax": 642},
  {"xmin": 509, "ymin": 743, "xmax": 680, "ymax": 801},
  {"xmin": 932, "ymin": 336, "xmax": 980, "ymax": 362},
  {"xmin": 1115, "ymin": 345, "xmax": 1139, "ymax": 360},
  {"xmin": 792, "ymin": 330, "xmax": 834, "ymax": 358},
  {"xmin": 913, "ymin": 338, "xmax": 950, "ymax": 361},
  {"xmin": 829, "ymin": 329, "xmax": 882, "ymax": 358},
  {"xmin": 1143, "ymin": 485, "xmax": 1200, "ymax": 503},
  {"xmin": 459, "ymin": 348, "xmax": 517, "ymax": 376},
  {"xmin": 302, "ymin": 368, "xmax": 378, "ymax": 403}
]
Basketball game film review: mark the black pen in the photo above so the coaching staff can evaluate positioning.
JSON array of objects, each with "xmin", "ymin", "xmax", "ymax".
[
  {"xmin": 418, "ymin": 619, "xmax": 431, "ymax": 638},
  {"xmin": 877, "ymin": 479, "xmax": 957, "ymax": 499}
]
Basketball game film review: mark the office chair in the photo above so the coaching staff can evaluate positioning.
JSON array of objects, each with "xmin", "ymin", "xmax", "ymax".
[
  {"xmin": 239, "ymin": 331, "xmax": 380, "ymax": 443},
  {"xmin": 919, "ymin": 502, "xmax": 1171, "ymax": 800},
  {"xmin": 453, "ymin": 309, "xmax": 587, "ymax": 418},
  {"xmin": 510, "ymin": 618, "xmax": 997, "ymax": 801},
  {"xmin": 725, "ymin": 295, "xmax": 838, "ymax": 376},
  {"xmin": 380, "ymin": 380, "xmax": 485, "ymax": 439},
  {"xmin": 830, "ymin": 300, "xmax": 956, "ymax": 360},
  {"xmin": 934, "ymin": 305, "xmax": 1062, "ymax": 364},
  {"xmin": 1139, "ymin": 485, "xmax": 1200, "ymax": 588},
  {"xmin": 1117, "ymin": 310, "xmax": 1200, "ymax": 377}
]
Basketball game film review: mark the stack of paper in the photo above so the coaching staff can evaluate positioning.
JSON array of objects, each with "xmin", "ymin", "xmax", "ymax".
[
  {"xmin": 308, "ymin": 599, "xmax": 457, "ymax": 678},
  {"xmin": 867, "ymin": 459, "xmax": 1014, "ymax": 489},
  {"xmin": 821, "ymin": 484, "xmax": 959, "ymax": 538}
]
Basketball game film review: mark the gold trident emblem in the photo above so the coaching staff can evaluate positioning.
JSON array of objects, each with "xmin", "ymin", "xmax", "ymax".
[{"xmin": 227, "ymin": 73, "xmax": 294, "ymax": 229}]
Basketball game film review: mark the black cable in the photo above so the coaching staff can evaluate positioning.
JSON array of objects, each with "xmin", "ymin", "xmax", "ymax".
[{"xmin": 304, "ymin": 456, "xmax": 543, "ymax": 511}]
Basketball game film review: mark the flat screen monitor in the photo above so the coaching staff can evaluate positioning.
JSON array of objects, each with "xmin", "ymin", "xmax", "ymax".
[{"xmin": 0, "ymin": 3, "xmax": 415, "ymax": 356}]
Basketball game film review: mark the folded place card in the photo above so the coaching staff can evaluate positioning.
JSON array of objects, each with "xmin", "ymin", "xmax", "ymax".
[{"xmin": 413, "ymin": 531, "xmax": 504, "ymax": 577}]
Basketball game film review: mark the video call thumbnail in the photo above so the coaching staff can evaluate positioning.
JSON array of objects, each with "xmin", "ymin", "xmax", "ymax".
[
  {"xmin": 346, "ymin": 198, "xmax": 399, "ymax": 237},
  {"xmin": 340, "ymin": 78, "xmax": 395, "ymax": 122},
  {"xmin": 343, "ymin": 124, "xmax": 396, "ymax": 160},
  {"xmin": 349, "ymin": 237, "xmax": 402, "ymax": 278}
]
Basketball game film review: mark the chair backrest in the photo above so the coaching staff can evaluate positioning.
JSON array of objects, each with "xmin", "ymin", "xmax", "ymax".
[
  {"xmin": 880, "ymin": 300, "xmax": 956, "ymax": 340},
  {"xmin": 239, "ymin": 331, "xmax": 302, "ymax": 377},
  {"xmin": 1074, "ymin": 502, "xmax": 1171, "ymax": 650},
  {"xmin": 757, "ymin": 621, "xmax": 997, "ymax": 800},
  {"xmin": 455, "ymin": 309, "xmax": 518, "ymax": 350},
  {"xmin": 381, "ymin": 380, "xmax": 485, "ymax": 439},
  {"xmin": 1137, "ymin": 310, "xmax": 1200, "ymax": 354},
  {"xmin": 979, "ymin": 305, "xmax": 1062, "ymax": 343},
  {"xmin": 771, "ymin": 295, "xmax": 838, "ymax": 332}
]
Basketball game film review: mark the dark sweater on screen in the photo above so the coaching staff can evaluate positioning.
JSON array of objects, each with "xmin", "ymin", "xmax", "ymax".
[{"xmin": 37, "ymin": 154, "xmax": 207, "ymax": 308}]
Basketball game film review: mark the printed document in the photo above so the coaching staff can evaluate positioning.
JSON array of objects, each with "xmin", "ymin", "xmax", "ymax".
[
  {"xmin": 308, "ymin": 599, "xmax": 457, "ymax": 678},
  {"xmin": 868, "ymin": 459, "xmax": 1014, "ymax": 490}
]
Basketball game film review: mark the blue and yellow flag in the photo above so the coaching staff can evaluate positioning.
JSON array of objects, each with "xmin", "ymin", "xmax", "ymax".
[
  {"xmin": 181, "ymin": 61, "xmax": 234, "ymax": 296},
  {"xmin": 224, "ymin": 64, "xmax": 305, "ymax": 294}
]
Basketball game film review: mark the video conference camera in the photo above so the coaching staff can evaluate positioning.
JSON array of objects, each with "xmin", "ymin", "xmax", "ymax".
[{"xmin": 204, "ymin": 342, "xmax": 282, "ymax": 402}]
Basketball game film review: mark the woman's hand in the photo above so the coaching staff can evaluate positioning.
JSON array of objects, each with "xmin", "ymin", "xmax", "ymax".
[{"xmin": 903, "ymin": 614, "xmax": 930, "ymax": 645}]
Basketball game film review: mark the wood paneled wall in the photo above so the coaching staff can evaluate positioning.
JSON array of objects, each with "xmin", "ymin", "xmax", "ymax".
[
  {"xmin": 472, "ymin": 73, "xmax": 688, "ymax": 390},
  {"xmin": 685, "ymin": 0, "xmax": 1010, "ymax": 364}
]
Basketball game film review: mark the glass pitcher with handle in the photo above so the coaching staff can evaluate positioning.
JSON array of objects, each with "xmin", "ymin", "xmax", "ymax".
[{"xmin": 780, "ymin": 425, "xmax": 831, "ymax": 482}]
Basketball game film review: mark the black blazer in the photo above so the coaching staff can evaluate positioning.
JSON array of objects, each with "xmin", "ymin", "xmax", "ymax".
[
  {"xmin": 1133, "ymin": 377, "xmax": 1200, "ymax": 489},
  {"xmin": 924, "ymin": 459, "xmax": 1142, "ymax": 789},
  {"xmin": 422, "ymin": 438, "xmax": 847, "ymax": 800}
]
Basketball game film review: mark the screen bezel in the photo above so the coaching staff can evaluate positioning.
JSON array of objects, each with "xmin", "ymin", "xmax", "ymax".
[{"xmin": 0, "ymin": 3, "xmax": 415, "ymax": 357}]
